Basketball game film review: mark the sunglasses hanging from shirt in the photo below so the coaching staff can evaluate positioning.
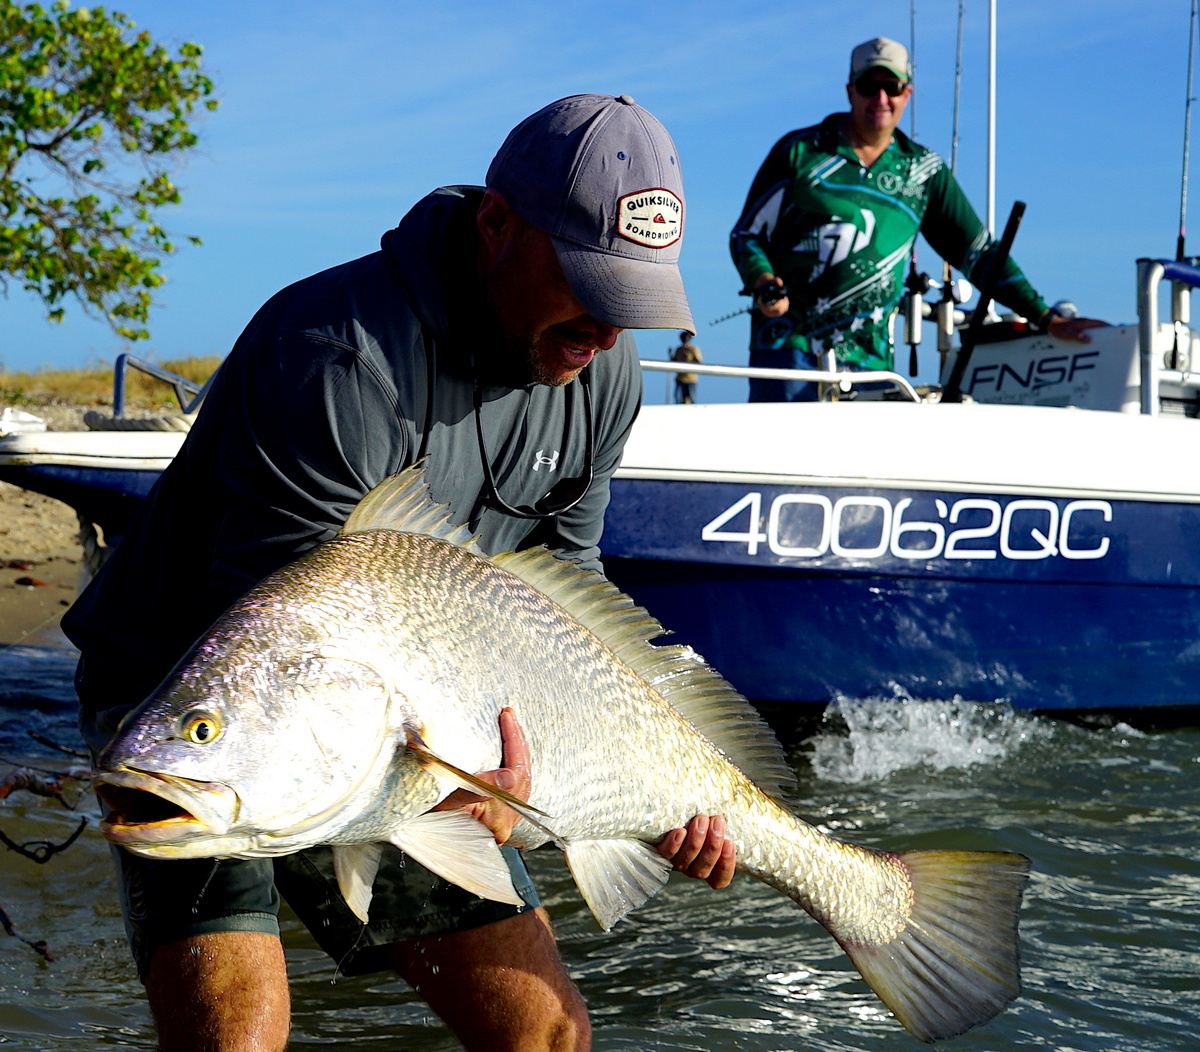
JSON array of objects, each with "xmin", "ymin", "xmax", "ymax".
[{"xmin": 473, "ymin": 367, "xmax": 595, "ymax": 520}]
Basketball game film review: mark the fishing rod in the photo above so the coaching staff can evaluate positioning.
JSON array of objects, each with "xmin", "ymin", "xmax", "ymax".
[
  {"xmin": 1180, "ymin": 0, "xmax": 1198, "ymax": 264},
  {"xmin": 902, "ymin": 0, "xmax": 924, "ymax": 377},
  {"xmin": 951, "ymin": 0, "xmax": 963, "ymax": 177},
  {"xmin": 986, "ymin": 0, "xmax": 997, "ymax": 234},
  {"xmin": 909, "ymin": 0, "xmax": 917, "ymax": 144},
  {"xmin": 709, "ymin": 283, "xmax": 789, "ymax": 326},
  {"xmin": 937, "ymin": 0, "xmax": 968, "ymax": 374},
  {"xmin": 1172, "ymin": 0, "xmax": 1198, "ymax": 369}
]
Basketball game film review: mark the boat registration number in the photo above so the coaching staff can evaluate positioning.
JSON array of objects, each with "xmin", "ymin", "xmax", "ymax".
[{"xmin": 700, "ymin": 493, "xmax": 1112, "ymax": 562}]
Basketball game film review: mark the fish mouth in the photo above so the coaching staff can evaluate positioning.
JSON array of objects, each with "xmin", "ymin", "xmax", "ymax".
[{"xmin": 94, "ymin": 767, "xmax": 238, "ymax": 850}]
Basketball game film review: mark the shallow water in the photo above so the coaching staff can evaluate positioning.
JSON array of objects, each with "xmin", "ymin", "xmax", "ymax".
[{"xmin": 2, "ymin": 644, "xmax": 1198, "ymax": 1050}]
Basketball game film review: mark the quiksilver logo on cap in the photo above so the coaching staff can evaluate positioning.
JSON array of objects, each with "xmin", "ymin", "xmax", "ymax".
[{"xmin": 617, "ymin": 188, "xmax": 682, "ymax": 248}]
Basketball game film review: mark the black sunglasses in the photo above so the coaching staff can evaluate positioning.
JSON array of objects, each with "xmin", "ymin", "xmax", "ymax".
[
  {"xmin": 853, "ymin": 75, "xmax": 909, "ymax": 97},
  {"xmin": 473, "ymin": 368, "xmax": 595, "ymax": 520}
]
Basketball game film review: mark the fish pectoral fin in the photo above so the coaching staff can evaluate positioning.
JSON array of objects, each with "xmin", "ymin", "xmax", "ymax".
[
  {"xmin": 332, "ymin": 843, "xmax": 385, "ymax": 922},
  {"xmin": 563, "ymin": 839, "xmax": 673, "ymax": 932},
  {"xmin": 404, "ymin": 735, "xmax": 550, "ymax": 819},
  {"xmin": 388, "ymin": 811, "xmax": 523, "ymax": 906}
]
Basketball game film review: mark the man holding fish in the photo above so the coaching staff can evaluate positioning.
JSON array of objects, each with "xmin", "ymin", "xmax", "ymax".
[{"xmin": 64, "ymin": 95, "xmax": 733, "ymax": 1051}]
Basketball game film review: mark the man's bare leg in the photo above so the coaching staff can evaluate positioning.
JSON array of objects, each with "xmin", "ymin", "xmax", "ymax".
[
  {"xmin": 144, "ymin": 932, "xmax": 290, "ymax": 1052},
  {"xmin": 389, "ymin": 907, "xmax": 590, "ymax": 1052}
]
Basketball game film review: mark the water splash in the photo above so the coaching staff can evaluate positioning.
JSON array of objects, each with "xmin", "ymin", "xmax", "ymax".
[{"xmin": 808, "ymin": 691, "xmax": 1054, "ymax": 784}]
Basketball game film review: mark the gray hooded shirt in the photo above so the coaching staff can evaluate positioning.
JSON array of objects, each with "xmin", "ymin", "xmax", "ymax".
[{"xmin": 64, "ymin": 185, "xmax": 642, "ymax": 754}]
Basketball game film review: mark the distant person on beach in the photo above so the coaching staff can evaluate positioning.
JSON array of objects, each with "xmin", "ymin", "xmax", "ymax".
[
  {"xmin": 669, "ymin": 330, "xmax": 702, "ymax": 403},
  {"xmin": 729, "ymin": 35, "xmax": 1104, "ymax": 402},
  {"xmin": 63, "ymin": 95, "xmax": 735, "ymax": 1052}
]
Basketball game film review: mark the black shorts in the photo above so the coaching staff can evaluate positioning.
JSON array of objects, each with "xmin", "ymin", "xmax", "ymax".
[{"xmin": 112, "ymin": 842, "xmax": 541, "ymax": 979}]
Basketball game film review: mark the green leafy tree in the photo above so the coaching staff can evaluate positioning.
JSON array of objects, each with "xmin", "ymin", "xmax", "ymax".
[{"xmin": 0, "ymin": 2, "xmax": 217, "ymax": 340}]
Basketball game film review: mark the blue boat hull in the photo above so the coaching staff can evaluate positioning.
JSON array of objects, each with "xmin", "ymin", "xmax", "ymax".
[
  {"xmin": 4, "ymin": 398, "xmax": 1197, "ymax": 717},
  {"xmin": 603, "ymin": 478, "xmax": 1200, "ymax": 713},
  {"xmin": 0, "ymin": 464, "xmax": 161, "ymax": 547}
]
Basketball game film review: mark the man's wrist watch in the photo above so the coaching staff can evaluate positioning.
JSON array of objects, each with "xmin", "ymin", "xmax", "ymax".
[{"xmin": 1038, "ymin": 307, "xmax": 1063, "ymax": 332}]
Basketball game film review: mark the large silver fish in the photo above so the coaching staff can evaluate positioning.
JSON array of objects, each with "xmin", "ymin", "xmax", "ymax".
[{"xmin": 94, "ymin": 464, "xmax": 1030, "ymax": 1042}]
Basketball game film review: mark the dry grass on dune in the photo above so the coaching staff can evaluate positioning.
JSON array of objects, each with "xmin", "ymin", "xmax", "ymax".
[{"xmin": 0, "ymin": 355, "xmax": 223, "ymax": 410}]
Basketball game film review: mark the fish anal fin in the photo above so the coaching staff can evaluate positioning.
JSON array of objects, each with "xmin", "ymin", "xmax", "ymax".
[
  {"xmin": 332, "ymin": 843, "xmax": 385, "ymax": 922},
  {"xmin": 564, "ymin": 839, "xmax": 673, "ymax": 932},
  {"xmin": 839, "ymin": 849, "xmax": 1031, "ymax": 1043},
  {"xmin": 388, "ymin": 810, "xmax": 523, "ymax": 906}
]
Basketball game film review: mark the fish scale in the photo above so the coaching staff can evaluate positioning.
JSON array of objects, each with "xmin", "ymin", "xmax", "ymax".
[{"xmin": 94, "ymin": 463, "xmax": 1031, "ymax": 1043}]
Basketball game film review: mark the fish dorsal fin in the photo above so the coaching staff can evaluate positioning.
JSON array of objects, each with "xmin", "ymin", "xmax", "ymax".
[
  {"xmin": 489, "ymin": 549, "xmax": 796, "ymax": 800},
  {"xmin": 628, "ymin": 643, "xmax": 796, "ymax": 802},
  {"xmin": 339, "ymin": 461, "xmax": 484, "ymax": 554}
]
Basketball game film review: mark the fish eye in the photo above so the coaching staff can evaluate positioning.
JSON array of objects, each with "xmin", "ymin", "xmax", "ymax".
[{"xmin": 180, "ymin": 711, "xmax": 223, "ymax": 745}]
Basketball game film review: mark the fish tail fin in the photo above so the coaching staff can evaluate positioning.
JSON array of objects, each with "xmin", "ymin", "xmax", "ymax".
[{"xmin": 836, "ymin": 849, "xmax": 1031, "ymax": 1043}]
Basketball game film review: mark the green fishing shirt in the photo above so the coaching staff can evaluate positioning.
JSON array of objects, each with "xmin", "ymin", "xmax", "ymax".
[{"xmin": 730, "ymin": 113, "xmax": 1048, "ymax": 371}]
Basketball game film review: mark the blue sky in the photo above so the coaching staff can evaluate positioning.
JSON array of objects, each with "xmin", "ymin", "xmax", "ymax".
[{"xmin": 0, "ymin": 0, "xmax": 1191, "ymax": 403}]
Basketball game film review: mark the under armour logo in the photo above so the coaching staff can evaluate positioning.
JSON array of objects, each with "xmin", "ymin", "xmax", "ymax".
[{"xmin": 532, "ymin": 449, "xmax": 559, "ymax": 472}]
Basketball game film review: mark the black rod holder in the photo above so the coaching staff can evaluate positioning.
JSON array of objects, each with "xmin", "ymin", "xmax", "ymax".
[{"xmin": 940, "ymin": 201, "xmax": 1027, "ymax": 404}]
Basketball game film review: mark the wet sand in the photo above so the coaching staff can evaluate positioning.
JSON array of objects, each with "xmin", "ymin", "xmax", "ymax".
[
  {"xmin": 0, "ymin": 406, "xmax": 92, "ymax": 647},
  {"xmin": 0, "ymin": 482, "xmax": 84, "ymax": 646}
]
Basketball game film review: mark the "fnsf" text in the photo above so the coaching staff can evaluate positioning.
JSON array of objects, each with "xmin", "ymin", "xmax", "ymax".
[{"xmin": 966, "ymin": 351, "xmax": 1099, "ymax": 394}]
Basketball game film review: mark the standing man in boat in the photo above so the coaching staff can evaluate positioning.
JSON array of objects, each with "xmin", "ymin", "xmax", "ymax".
[
  {"xmin": 730, "ymin": 35, "xmax": 1104, "ymax": 401},
  {"xmin": 64, "ymin": 94, "xmax": 735, "ymax": 1052},
  {"xmin": 670, "ymin": 330, "xmax": 703, "ymax": 403}
]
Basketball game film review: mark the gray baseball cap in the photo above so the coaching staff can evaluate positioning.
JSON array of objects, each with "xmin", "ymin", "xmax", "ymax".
[
  {"xmin": 850, "ymin": 37, "xmax": 912, "ymax": 82},
  {"xmin": 486, "ymin": 94, "xmax": 695, "ymax": 333}
]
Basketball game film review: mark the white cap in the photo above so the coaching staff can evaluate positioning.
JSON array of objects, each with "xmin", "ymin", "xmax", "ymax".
[{"xmin": 849, "ymin": 37, "xmax": 912, "ymax": 82}]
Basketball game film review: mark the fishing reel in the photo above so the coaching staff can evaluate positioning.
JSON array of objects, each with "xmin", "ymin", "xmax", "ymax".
[
  {"xmin": 755, "ymin": 282, "xmax": 790, "ymax": 307},
  {"xmin": 709, "ymin": 282, "xmax": 792, "ymax": 326}
]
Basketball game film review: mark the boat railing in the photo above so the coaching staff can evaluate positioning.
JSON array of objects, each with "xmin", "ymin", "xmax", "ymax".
[
  {"xmin": 1137, "ymin": 258, "xmax": 1200, "ymax": 415},
  {"xmin": 112, "ymin": 353, "xmax": 208, "ymax": 418},
  {"xmin": 639, "ymin": 359, "xmax": 921, "ymax": 402}
]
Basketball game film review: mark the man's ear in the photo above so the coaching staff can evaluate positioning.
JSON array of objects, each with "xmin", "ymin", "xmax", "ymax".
[{"xmin": 477, "ymin": 189, "xmax": 517, "ymax": 258}]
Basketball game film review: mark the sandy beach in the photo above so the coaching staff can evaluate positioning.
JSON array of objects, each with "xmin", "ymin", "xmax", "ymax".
[{"xmin": 0, "ymin": 406, "xmax": 94, "ymax": 647}]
